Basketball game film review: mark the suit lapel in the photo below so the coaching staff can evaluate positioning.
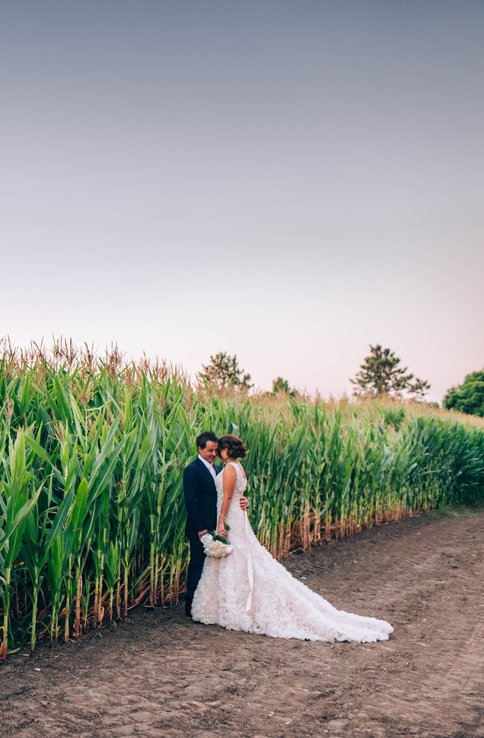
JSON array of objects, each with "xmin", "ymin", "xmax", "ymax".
[{"xmin": 196, "ymin": 457, "xmax": 216, "ymax": 484}]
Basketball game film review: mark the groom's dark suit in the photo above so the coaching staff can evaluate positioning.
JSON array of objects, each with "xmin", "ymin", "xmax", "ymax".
[{"xmin": 183, "ymin": 457, "xmax": 221, "ymax": 616}]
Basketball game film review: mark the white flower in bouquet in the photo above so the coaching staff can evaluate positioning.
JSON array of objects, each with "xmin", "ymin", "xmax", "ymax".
[{"xmin": 201, "ymin": 529, "xmax": 234, "ymax": 558}]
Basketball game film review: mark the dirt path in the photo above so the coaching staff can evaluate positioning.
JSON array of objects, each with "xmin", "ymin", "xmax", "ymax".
[{"xmin": 2, "ymin": 507, "xmax": 483, "ymax": 738}]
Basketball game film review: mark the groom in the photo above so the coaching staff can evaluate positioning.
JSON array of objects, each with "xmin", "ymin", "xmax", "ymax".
[{"xmin": 183, "ymin": 431, "xmax": 248, "ymax": 617}]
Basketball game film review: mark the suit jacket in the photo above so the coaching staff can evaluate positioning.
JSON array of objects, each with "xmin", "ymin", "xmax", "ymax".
[{"xmin": 183, "ymin": 458, "xmax": 221, "ymax": 539}]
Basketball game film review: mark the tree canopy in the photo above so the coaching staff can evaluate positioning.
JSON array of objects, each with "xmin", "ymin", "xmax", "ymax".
[
  {"xmin": 443, "ymin": 370, "xmax": 484, "ymax": 417},
  {"xmin": 350, "ymin": 344, "xmax": 430, "ymax": 399},
  {"xmin": 272, "ymin": 376, "xmax": 294, "ymax": 395},
  {"xmin": 197, "ymin": 351, "xmax": 253, "ymax": 392}
]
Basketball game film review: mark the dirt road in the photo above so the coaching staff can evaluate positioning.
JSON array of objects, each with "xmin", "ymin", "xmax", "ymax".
[{"xmin": 2, "ymin": 507, "xmax": 483, "ymax": 738}]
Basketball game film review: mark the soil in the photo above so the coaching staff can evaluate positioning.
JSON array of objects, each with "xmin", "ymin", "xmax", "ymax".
[{"xmin": 1, "ymin": 507, "xmax": 483, "ymax": 738}]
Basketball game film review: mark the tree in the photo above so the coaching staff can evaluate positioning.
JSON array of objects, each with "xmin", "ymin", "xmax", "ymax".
[
  {"xmin": 443, "ymin": 370, "xmax": 484, "ymax": 417},
  {"xmin": 350, "ymin": 344, "xmax": 430, "ymax": 399},
  {"xmin": 272, "ymin": 376, "xmax": 292, "ymax": 395},
  {"xmin": 197, "ymin": 352, "xmax": 253, "ymax": 392},
  {"xmin": 407, "ymin": 376, "xmax": 432, "ymax": 401}
]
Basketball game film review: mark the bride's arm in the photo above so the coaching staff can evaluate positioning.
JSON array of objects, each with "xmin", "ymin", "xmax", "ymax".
[{"xmin": 217, "ymin": 464, "xmax": 236, "ymax": 537}]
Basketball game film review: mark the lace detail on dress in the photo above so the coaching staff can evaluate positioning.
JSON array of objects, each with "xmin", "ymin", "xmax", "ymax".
[{"xmin": 191, "ymin": 462, "xmax": 393, "ymax": 642}]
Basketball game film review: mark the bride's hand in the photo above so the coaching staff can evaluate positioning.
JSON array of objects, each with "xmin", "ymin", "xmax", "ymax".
[{"xmin": 217, "ymin": 525, "xmax": 227, "ymax": 538}]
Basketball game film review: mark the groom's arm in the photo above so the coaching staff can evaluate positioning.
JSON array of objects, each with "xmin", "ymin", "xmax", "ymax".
[
  {"xmin": 183, "ymin": 466, "xmax": 206, "ymax": 535},
  {"xmin": 239, "ymin": 496, "xmax": 249, "ymax": 511}
]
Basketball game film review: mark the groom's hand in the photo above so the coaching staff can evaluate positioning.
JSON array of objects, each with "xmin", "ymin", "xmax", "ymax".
[
  {"xmin": 198, "ymin": 529, "xmax": 208, "ymax": 538},
  {"xmin": 239, "ymin": 496, "xmax": 249, "ymax": 511}
]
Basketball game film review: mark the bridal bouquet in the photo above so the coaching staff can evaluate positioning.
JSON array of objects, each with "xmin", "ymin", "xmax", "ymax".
[{"xmin": 200, "ymin": 527, "xmax": 233, "ymax": 558}]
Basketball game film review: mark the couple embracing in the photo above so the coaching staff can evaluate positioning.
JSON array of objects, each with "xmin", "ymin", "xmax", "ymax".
[{"xmin": 183, "ymin": 431, "xmax": 393, "ymax": 642}]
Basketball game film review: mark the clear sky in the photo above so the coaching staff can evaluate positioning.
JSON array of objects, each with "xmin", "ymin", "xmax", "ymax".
[{"xmin": 1, "ymin": 1, "xmax": 483, "ymax": 402}]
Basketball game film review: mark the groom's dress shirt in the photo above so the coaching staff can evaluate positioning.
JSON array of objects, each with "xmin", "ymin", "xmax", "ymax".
[{"xmin": 198, "ymin": 454, "xmax": 217, "ymax": 480}]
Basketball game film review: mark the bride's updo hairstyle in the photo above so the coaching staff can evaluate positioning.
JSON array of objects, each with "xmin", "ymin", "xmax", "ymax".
[{"xmin": 218, "ymin": 434, "xmax": 247, "ymax": 459}]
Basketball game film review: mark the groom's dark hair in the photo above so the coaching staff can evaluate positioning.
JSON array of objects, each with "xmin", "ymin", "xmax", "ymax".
[{"xmin": 196, "ymin": 431, "xmax": 218, "ymax": 449}]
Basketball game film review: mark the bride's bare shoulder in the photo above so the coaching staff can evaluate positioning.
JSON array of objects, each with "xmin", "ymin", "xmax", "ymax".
[
  {"xmin": 234, "ymin": 461, "xmax": 247, "ymax": 481},
  {"xmin": 224, "ymin": 463, "xmax": 237, "ymax": 478}
]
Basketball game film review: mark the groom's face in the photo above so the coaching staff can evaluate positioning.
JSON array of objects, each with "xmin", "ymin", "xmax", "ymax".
[{"xmin": 198, "ymin": 441, "xmax": 218, "ymax": 463}]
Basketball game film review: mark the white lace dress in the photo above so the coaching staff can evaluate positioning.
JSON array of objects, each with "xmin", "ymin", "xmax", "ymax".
[{"xmin": 191, "ymin": 462, "xmax": 393, "ymax": 642}]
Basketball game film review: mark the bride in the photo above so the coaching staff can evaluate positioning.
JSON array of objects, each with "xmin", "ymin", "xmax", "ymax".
[{"xmin": 192, "ymin": 435, "xmax": 393, "ymax": 642}]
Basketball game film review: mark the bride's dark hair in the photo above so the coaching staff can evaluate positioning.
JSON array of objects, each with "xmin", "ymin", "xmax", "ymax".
[{"xmin": 218, "ymin": 434, "xmax": 247, "ymax": 459}]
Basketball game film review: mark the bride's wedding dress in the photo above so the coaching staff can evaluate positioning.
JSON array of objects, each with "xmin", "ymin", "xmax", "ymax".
[{"xmin": 192, "ymin": 462, "xmax": 393, "ymax": 642}]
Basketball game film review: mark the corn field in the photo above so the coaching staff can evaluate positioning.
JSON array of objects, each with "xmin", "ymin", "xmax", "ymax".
[{"xmin": 1, "ymin": 341, "xmax": 483, "ymax": 659}]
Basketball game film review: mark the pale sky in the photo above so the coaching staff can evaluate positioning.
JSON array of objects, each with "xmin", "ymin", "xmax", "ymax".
[{"xmin": 1, "ymin": 1, "xmax": 483, "ymax": 402}]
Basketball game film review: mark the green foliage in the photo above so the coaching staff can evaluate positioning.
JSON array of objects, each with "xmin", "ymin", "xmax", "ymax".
[
  {"xmin": 0, "ymin": 342, "xmax": 482, "ymax": 657},
  {"xmin": 382, "ymin": 406, "xmax": 407, "ymax": 431},
  {"xmin": 351, "ymin": 344, "xmax": 431, "ymax": 399},
  {"xmin": 443, "ymin": 370, "xmax": 484, "ymax": 417},
  {"xmin": 197, "ymin": 352, "xmax": 253, "ymax": 392},
  {"xmin": 272, "ymin": 377, "xmax": 294, "ymax": 395}
]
